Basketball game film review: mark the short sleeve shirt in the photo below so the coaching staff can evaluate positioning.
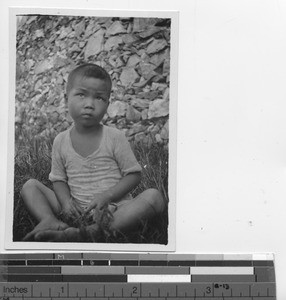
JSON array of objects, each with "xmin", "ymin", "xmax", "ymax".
[{"xmin": 49, "ymin": 125, "xmax": 142, "ymax": 208}]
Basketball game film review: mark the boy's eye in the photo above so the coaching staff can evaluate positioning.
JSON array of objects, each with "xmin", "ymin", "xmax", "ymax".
[
  {"xmin": 93, "ymin": 96, "xmax": 107, "ymax": 102},
  {"xmin": 74, "ymin": 92, "xmax": 85, "ymax": 98}
]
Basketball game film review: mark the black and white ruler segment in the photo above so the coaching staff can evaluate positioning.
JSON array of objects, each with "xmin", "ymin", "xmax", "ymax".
[{"xmin": 0, "ymin": 253, "xmax": 276, "ymax": 299}]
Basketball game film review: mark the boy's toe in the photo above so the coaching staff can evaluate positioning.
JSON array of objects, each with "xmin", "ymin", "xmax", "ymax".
[
  {"xmin": 22, "ymin": 230, "xmax": 36, "ymax": 241},
  {"xmin": 34, "ymin": 230, "xmax": 67, "ymax": 242}
]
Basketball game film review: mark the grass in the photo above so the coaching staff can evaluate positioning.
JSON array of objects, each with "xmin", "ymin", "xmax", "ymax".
[{"xmin": 13, "ymin": 129, "xmax": 169, "ymax": 244}]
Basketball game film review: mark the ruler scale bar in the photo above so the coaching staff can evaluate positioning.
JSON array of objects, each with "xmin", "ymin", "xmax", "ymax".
[
  {"xmin": 2, "ymin": 266, "xmax": 263, "ymax": 275},
  {"xmin": 0, "ymin": 253, "xmax": 276, "ymax": 299},
  {"xmin": 0, "ymin": 282, "xmax": 276, "ymax": 297},
  {"xmin": 6, "ymin": 298, "xmax": 277, "ymax": 300},
  {"xmin": 0, "ymin": 260, "xmax": 275, "ymax": 267}
]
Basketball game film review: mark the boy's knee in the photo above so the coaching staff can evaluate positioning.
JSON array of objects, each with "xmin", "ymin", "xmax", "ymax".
[
  {"xmin": 144, "ymin": 188, "xmax": 165, "ymax": 213},
  {"xmin": 21, "ymin": 179, "xmax": 40, "ymax": 197}
]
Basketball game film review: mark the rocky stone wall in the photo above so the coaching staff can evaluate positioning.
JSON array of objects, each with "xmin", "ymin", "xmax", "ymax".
[{"xmin": 15, "ymin": 15, "xmax": 170, "ymax": 147}]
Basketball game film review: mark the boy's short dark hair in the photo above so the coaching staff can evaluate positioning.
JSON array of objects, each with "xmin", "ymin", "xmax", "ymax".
[{"xmin": 66, "ymin": 63, "xmax": 112, "ymax": 96}]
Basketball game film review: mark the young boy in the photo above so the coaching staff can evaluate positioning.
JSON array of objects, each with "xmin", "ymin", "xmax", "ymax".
[{"xmin": 21, "ymin": 63, "xmax": 165, "ymax": 242}]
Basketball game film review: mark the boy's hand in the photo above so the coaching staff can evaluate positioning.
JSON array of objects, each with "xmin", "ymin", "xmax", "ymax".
[
  {"xmin": 84, "ymin": 192, "xmax": 111, "ymax": 215},
  {"xmin": 61, "ymin": 201, "xmax": 83, "ymax": 223}
]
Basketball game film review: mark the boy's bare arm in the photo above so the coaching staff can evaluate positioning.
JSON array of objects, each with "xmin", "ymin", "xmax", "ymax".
[
  {"xmin": 53, "ymin": 181, "xmax": 82, "ymax": 218},
  {"xmin": 105, "ymin": 172, "xmax": 141, "ymax": 202},
  {"xmin": 53, "ymin": 181, "xmax": 71, "ymax": 207},
  {"xmin": 85, "ymin": 172, "xmax": 141, "ymax": 213}
]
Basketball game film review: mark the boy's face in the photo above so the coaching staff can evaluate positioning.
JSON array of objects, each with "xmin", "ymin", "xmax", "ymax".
[{"xmin": 67, "ymin": 76, "xmax": 110, "ymax": 129}]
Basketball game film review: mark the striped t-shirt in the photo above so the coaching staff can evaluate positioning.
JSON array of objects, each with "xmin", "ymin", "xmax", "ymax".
[{"xmin": 49, "ymin": 125, "xmax": 142, "ymax": 208}]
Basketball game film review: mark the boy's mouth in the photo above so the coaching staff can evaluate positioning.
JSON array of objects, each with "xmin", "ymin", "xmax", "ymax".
[{"xmin": 81, "ymin": 112, "xmax": 93, "ymax": 117}]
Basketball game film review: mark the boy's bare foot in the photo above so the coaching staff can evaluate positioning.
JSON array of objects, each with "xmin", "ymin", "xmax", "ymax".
[
  {"xmin": 22, "ymin": 217, "xmax": 69, "ymax": 241},
  {"xmin": 34, "ymin": 227, "xmax": 82, "ymax": 242},
  {"xmin": 33, "ymin": 224, "xmax": 102, "ymax": 242}
]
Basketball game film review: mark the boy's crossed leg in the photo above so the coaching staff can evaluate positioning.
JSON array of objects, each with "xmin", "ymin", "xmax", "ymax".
[
  {"xmin": 21, "ymin": 179, "xmax": 69, "ymax": 241},
  {"xmin": 21, "ymin": 179, "xmax": 165, "ymax": 242}
]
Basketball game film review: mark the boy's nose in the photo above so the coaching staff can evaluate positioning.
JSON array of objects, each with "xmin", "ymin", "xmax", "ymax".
[{"xmin": 84, "ymin": 97, "xmax": 95, "ymax": 109}]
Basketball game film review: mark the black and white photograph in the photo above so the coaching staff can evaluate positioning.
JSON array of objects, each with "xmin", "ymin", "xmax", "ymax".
[
  {"xmin": 6, "ymin": 7, "xmax": 178, "ymax": 251},
  {"xmin": 3, "ymin": 1, "xmax": 286, "ymax": 296}
]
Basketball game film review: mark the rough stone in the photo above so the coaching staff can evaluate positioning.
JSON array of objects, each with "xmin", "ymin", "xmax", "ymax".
[
  {"xmin": 116, "ymin": 57, "xmax": 125, "ymax": 68},
  {"xmin": 97, "ymin": 17, "xmax": 113, "ymax": 25},
  {"xmin": 16, "ymin": 15, "xmax": 171, "ymax": 146},
  {"xmin": 126, "ymin": 123, "xmax": 148, "ymax": 136},
  {"xmin": 126, "ymin": 22, "xmax": 133, "ymax": 33},
  {"xmin": 132, "ymin": 18, "xmax": 158, "ymax": 33},
  {"xmin": 148, "ymin": 99, "xmax": 169, "ymax": 119},
  {"xmin": 26, "ymin": 16, "xmax": 37, "ymax": 25},
  {"xmin": 141, "ymin": 109, "xmax": 149, "ymax": 120},
  {"xmin": 108, "ymin": 55, "xmax": 118, "ymax": 68},
  {"xmin": 107, "ymin": 101, "xmax": 127, "ymax": 118},
  {"xmin": 50, "ymin": 111, "xmax": 60, "ymax": 124},
  {"xmin": 33, "ymin": 29, "xmax": 44, "ymax": 39},
  {"xmin": 119, "ymin": 68, "xmax": 140, "ymax": 86},
  {"xmin": 150, "ymin": 50, "xmax": 167, "ymax": 67},
  {"xmin": 54, "ymin": 56, "xmax": 69, "ymax": 68},
  {"xmin": 163, "ymin": 58, "xmax": 170, "ymax": 76},
  {"xmin": 55, "ymin": 40, "xmax": 67, "ymax": 50},
  {"xmin": 138, "ymin": 27, "xmax": 162, "ymax": 39},
  {"xmin": 34, "ymin": 59, "xmax": 54, "ymax": 74},
  {"xmin": 56, "ymin": 75, "xmax": 64, "ymax": 85},
  {"xmin": 139, "ymin": 62, "xmax": 156, "ymax": 79},
  {"xmin": 155, "ymin": 133, "xmax": 163, "ymax": 143},
  {"xmin": 140, "ymin": 53, "xmax": 151, "ymax": 64},
  {"xmin": 58, "ymin": 27, "xmax": 73, "ymax": 40},
  {"xmin": 73, "ymin": 20, "xmax": 86, "ymax": 37},
  {"xmin": 34, "ymin": 80, "xmax": 42, "ymax": 91},
  {"xmin": 127, "ymin": 54, "xmax": 141, "ymax": 67},
  {"xmin": 130, "ymin": 98, "xmax": 150, "ymax": 110},
  {"xmin": 104, "ymin": 36, "xmax": 123, "ymax": 51},
  {"xmin": 106, "ymin": 21, "xmax": 126, "ymax": 36},
  {"xmin": 79, "ymin": 41, "xmax": 86, "ymax": 48},
  {"xmin": 126, "ymin": 105, "xmax": 141, "ymax": 122},
  {"xmin": 146, "ymin": 39, "xmax": 168, "ymax": 55},
  {"xmin": 30, "ymin": 94, "xmax": 42, "ymax": 108},
  {"xmin": 84, "ymin": 29, "xmax": 105, "ymax": 59},
  {"xmin": 122, "ymin": 34, "xmax": 139, "ymax": 45},
  {"xmin": 137, "ymin": 90, "xmax": 160, "ymax": 101},
  {"xmin": 160, "ymin": 120, "xmax": 169, "ymax": 140},
  {"xmin": 84, "ymin": 20, "xmax": 101, "ymax": 38},
  {"xmin": 149, "ymin": 123, "xmax": 161, "ymax": 136},
  {"xmin": 151, "ymin": 82, "xmax": 168, "ymax": 91},
  {"xmin": 69, "ymin": 43, "xmax": 81, "ymax": 53}
]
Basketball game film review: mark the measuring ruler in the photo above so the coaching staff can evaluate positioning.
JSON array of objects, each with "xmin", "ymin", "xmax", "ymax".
[{"xmin": 0, "ymin": 253, "xmax": 275, "ymax": 299}]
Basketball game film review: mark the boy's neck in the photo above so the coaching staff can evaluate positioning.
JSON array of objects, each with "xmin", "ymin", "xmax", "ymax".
[{"xmin": 73, "ymin": 123, "xmax": 103, "ymax": 135}]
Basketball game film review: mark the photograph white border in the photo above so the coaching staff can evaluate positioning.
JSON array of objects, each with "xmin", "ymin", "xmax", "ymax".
[{"xmin": 6, "ymin": 6, "xmax": 178, "ymax": 251}]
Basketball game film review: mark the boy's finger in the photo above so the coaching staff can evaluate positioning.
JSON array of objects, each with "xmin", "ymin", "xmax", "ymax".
[
  {"xmin": 70, "ymin": 206, "xmax": 81, "ymax": 217},
  {"xmin": 71, "ymin": 203, "xmax": 83, "ymax": 216},
  {"xmin": 75, "ymin": 204, "xmax": 84, "ymax": 215}
]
